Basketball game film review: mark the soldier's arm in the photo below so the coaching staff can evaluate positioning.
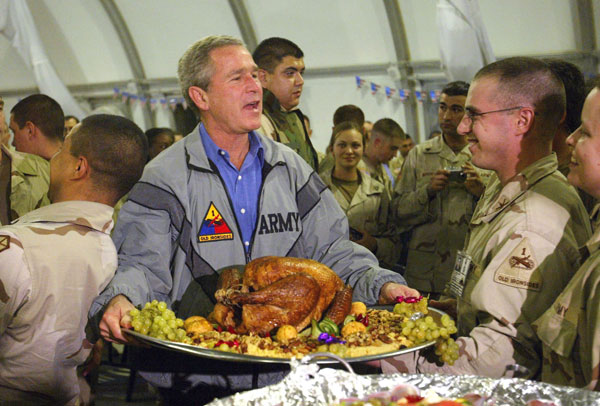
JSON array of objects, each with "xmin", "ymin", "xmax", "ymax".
[
  {"xmin": 88, "ymin": 181, "xmax": 181, "ymax": 337},
  {"xmin": 584, "ymin": 270, "xmax": 600, "ymax": 391},
  {"xmin": 372, "ymin": 187, "xmax": 403, "ymax": 267},
  {"xmin": 392, "ymin": 148, "xmax": 436, "ymax": 227},
  {"xmin": 384, "ymin": 230, "xmax": 581, "ymax": 378},
  {"xmin": 0, "ymin": 234, "xmax": 31, "ymax": 336}
]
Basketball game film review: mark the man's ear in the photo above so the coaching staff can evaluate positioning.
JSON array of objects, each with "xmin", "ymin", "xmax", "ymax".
[
  {"xmin": 73, "ymin": 156, "xmax": 90, "ymax": 180},
  {"xmin": 188, "ymin": 86, "xmax": 209, "ymax": 112},
  {"xmin": 257, "ymin": 69, "xmax": 269, "ymax": 87},
  {"xmin": 24, "ymin": 121, "xmax": 36, "ymax": 140},
  {"xmin": 516, "ymin": 107, "xmax": 536, "ymax": 133}
]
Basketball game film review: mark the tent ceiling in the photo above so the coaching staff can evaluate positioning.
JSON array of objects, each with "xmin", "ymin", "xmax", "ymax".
[{"xmin": 1, "ymin": 0, "xmax": 598, "ymax": 94}]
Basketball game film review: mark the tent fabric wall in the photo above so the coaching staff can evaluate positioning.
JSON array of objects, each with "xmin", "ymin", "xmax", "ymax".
[
  {"xmin": 0, "ymin": 0, "xmax": 598, "ymax": 150},
  {"xmin": 0, "ymin": 0, "xmax": 86, "ymax": 117},
  {"xmin": 436, "ymin": 0, "xmax": 495, "ymax": 82}
]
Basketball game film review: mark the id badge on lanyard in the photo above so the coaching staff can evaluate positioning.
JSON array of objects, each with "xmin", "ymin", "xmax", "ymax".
[{"xmin": 448, "ymin": 250, "xmax": 474, "ymax": 298}]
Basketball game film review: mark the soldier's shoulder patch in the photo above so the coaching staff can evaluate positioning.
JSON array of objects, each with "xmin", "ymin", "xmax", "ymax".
[
  {"xmin": 198, "ymin": 202, "xmax": 233, "ymax": 243},
  {"xmin": 0, "ymin": 235, "xmax": 9, "ymax": 253},
  {"xmin": 494, "ymin": 238, "xmax": 542, "ymax": 291}
]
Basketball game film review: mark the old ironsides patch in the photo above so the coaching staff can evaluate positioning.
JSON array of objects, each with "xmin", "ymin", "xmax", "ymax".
[
  {"xmin": 197, "ymin": 202, "xmax": 234, "ymax": 243},
  {"xmin": 494, "ymin": 238, "xmax": 542, "ymax": 291}
]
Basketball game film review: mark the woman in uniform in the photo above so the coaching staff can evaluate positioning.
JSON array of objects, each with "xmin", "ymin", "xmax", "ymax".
[{"xmin": 319, "ymin": 121, "xmax": 400, "ymax": 269}]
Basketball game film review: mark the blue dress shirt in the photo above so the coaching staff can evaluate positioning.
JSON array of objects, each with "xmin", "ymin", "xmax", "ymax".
[{"xmin": 199, "ymin": 124, "xmax": 264, "ymax": 253}]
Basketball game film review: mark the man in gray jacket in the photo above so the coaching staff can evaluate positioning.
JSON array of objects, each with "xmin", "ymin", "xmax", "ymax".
[{"xmin": 89, "ymin": 35, "xmax": 417, "ymax": 403}]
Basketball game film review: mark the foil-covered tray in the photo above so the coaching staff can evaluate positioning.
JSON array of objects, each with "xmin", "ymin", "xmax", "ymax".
[
  {"xmin": 206, "ymin": 358, "xmax": 600, "ymax": 406},
  {"xmin": 123, "ymin": 306, "xmax": 443, "ymax": 365}
]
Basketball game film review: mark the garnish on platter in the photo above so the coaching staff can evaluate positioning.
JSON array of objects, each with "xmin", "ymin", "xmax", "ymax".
[{"xmin": 126, "ymin": 257, "xmax": 460, "ymax": 363}]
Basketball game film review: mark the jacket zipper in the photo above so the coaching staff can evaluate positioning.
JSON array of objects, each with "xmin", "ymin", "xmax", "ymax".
[{"xmin": 246, "ymin": 161, "xmax": 282, "ymax": 263}]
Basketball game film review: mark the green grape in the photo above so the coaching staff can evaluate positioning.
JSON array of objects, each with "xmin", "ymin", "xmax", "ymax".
[
  {"xmin": 402, "ymin": 327, "xmax": 412, "ymax": 336},
  {"xmin": 434, "ymin": 337, "xmax": 460, "ymax": 365},
  {"xmin": 393, "ymin": 303, "xmax": 403, "ymax": 315},
  {"xmin": 129, "ymin": 308, "xmax": 140, "ymax": 317},
  {"xmin": 133, "ymin": 301, "xmax": 192, "ymax": 343}
]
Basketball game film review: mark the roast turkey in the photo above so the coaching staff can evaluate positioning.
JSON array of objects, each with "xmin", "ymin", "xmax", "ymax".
[{"xmin": 210, "ymin": 256, "xmax": 350, "ymax": 334}]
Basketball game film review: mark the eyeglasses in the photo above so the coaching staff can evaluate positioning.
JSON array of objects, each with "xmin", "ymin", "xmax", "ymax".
[{"xmin": 464, "ymin": 106, "xmax": 525, "ymax": 122}]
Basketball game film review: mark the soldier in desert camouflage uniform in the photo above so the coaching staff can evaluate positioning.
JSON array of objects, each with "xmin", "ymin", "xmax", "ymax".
[
  {"xmin": 1, "ymin": 145, "xmax": 50, "ymax": 224},
  {"xmin": 360, "ymin": 118, "xmax": 405, "ymax": 199},
  {"xmin": 319, "ymin": 121, "xmax": 400, "ymax": 268},
  {"xmin": 0, "ymin": 115, "xmax": 147, "ymax": 404},
  {"xmin": 380, "ymin": 57, "xmax": 591, "ymax": 379},
  {"xmin": 533, "ymin": 81, "xmax": 600, "ymax": 390},
  {"xmin": 253, "ymin": 37, "xmax": 318, "ymax": 170},
  {"xmin": 0, "ymin": 96, "xmax": 50, "ymax": 225},
  {"xmin": 392, "ymin": 81, "xmax": 488, "ymax": 297}
]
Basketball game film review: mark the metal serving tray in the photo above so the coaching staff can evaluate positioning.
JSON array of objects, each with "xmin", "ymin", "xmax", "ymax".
[{"xmin": 123, "ymin": 306, "xmax": 445, "ymax": 365}]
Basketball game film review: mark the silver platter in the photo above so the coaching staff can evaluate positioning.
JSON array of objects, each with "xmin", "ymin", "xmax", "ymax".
[{"xmin": 123, "ymin": 306, "xmax": 445, "ymax": 365}]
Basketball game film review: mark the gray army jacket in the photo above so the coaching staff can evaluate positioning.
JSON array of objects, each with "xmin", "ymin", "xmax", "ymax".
[{"xmin": 88, "ymin": 124, "xmax": 407, "ymax": 391}]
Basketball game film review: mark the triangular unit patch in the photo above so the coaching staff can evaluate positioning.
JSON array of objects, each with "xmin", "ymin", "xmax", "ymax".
[
  {"xmin": 198, "ymin": 202, "xmax": 234, "ymax": 243},
  {"xmin": 494, "ymin": 238, "xmax": 542, "ymax": 291}
]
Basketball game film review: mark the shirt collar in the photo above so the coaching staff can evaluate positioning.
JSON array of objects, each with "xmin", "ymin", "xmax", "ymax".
[
  {"xmin": 475, "ymin": 154, "xmax": 558, "ymax": 223},
  {"xmin": 263, "ymin": 89, "xmax": 299, "ymax": 113},
  {"xmin": 199, "ymin": 123, "xmax": 264, "ymax": 168},
  {"xmin": 14, "ymin": 201, "xmax": 114, "ymax": 234}
]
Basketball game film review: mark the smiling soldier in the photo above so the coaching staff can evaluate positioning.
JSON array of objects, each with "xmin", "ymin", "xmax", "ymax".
[
  {"xmin": 380, "ymin": 57, "xmax": 591, "ymax": 380},
  {"xmin": 534, "ymin": 79, "xmax": 600, "ymax": 390},
  {"xmin": 392, "ymin": 81, "xmax": 488, "ymax": 299}
]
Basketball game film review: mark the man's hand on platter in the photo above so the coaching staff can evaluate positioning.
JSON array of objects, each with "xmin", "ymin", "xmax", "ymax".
[
  {"xmin": 378, "ymin": 282, "xmax": 420, "ymax": 305},
  {"xmin": 99, "ymin": 294, "xmax": 137, "ymax": 344}
]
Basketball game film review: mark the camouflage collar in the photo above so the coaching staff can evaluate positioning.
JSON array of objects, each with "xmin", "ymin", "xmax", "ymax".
[
  {"xmin": 585, "ymin": 226, "xmax": 600, "ymax": 255},
  {"xmin": 14, "ymin": 201, "xmax": 114, "ymax": 234},
  {"xmin": 321, "ymin": 169, "xmax": 384, "ymax": 196},
  {"xmin": 262, "ymin": 89, "xmax": 299, "ymax": 113},
  {"xmin": 475, "ymin": 154, "xmax": 558, "ymax": 223},
  {"xmin": 422, "ymin": 135, "xmax": 471, "ymax": 162},
  {"xmin": 1, "ymin": 144, "xmax": 47, "ymax": 176}
]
